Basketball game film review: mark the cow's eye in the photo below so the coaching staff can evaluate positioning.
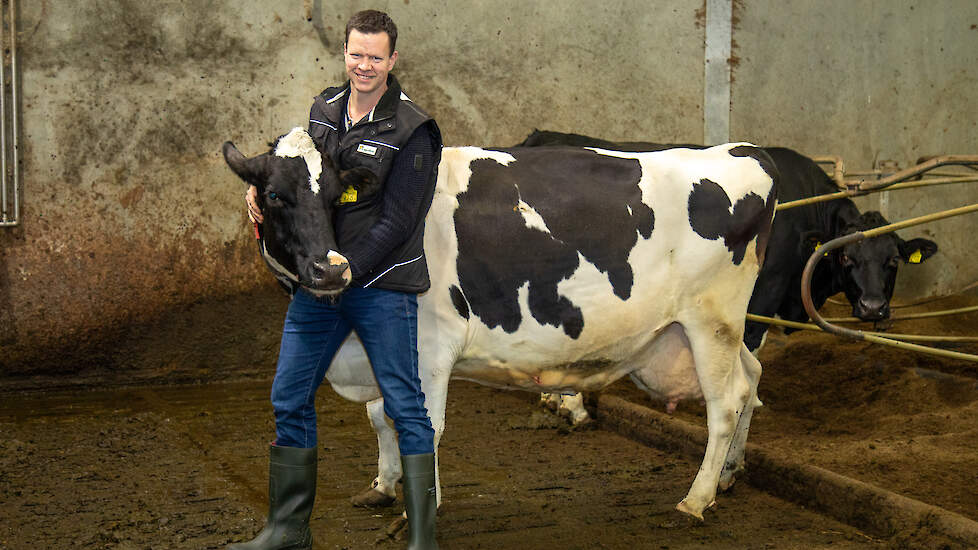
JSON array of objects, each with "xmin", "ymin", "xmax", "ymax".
[
  {"xmin": 840, "ymin": 253, "xmax": 853, "ymax": 266},
  {"xmin": 267, "ymin": 192, "xmax": 279, "ymax": 201},
  {"xmin": 887, "ymin": 257, "xmax": 900, "ymax": 268}
]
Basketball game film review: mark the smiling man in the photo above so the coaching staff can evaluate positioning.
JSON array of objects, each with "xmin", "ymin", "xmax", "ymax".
[{"xmin": 235, "ymin": 9, "xmax": 442, "ymax": 550}]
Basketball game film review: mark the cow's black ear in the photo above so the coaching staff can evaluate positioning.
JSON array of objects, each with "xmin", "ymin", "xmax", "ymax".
[
  {"xmin": 799, "ymin": 230, "xmax": 825, "ymax": 254},
  {"xmin": 223, "ymin": 141, "xmax": 269, "ymax": 189},
  {"xmin": 899, "ymin": 237, "xmax": 938, "ymax": 264},
  {"xmin": 339, "ymin": 166, "xmax": 381, "ymax": 193}
]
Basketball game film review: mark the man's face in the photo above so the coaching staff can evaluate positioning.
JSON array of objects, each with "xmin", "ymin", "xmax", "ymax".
[{"xmin": 344, "ymin": 29, "xmax": 397, "ymax": 96}]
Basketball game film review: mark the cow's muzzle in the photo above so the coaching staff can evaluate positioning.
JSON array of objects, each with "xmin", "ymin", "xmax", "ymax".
[
  {"xmin": 305, "ymin": 251, "xmax": 352, "ymax": 295},
  {"xmin": 853, "ymin": 296, "xmax": 889, "ymax": 321}
]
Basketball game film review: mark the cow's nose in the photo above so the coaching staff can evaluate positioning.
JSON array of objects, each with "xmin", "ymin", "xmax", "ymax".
[
  {"xmin": 854, "ymin": 297, "xmax": 888, "ymax": 320},
  {"xmin": 309, "ymin": 251, "xmax": 352, "ymax": 289}
]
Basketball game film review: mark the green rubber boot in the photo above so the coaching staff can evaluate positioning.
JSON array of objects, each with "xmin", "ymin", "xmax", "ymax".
[
  {"xmin": 227, "ymin": 445, "xmax": 317, "ymax": 550},
  {"xmin": 401, "ymin": 453, "xmax": 439, "ymax": 550}
]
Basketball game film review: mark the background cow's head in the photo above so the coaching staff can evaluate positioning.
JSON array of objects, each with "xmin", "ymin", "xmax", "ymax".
[
  {"xmin": 818, "ymin": 210, "xmax": 938, "ymax": 321},
  {"xmin": 222, "ymin": 128, "xmax": 379, "ymax": 296}
]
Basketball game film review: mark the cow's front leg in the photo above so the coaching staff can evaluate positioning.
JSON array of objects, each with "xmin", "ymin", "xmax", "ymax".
[{"xmin": 351, "ymin": 398, "xmax": 401, "ymax": 508}]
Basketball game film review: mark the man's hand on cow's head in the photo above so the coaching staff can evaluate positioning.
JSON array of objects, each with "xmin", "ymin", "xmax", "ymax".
[{"xmin": 246, "ymin": 184, "xmax": 264, "ymax": 224}]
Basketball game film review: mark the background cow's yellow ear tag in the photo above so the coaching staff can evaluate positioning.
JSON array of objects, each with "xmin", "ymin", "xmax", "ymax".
[
  {"xmin": 815, "ymin": 241, "xmax": 828, "ymax": 257},
  {"xmin": 909, "ymin": 250, "xmax": 922, "ymax": 264},
  {"xmin": 338, "ymin": 185, "xmax": 358, "ymax": 204}
]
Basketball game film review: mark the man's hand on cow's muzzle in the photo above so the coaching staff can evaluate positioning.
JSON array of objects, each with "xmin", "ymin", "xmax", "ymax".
[{"xmin": 245, "ymin": 185, "xmax": 264, "ymax": 224}]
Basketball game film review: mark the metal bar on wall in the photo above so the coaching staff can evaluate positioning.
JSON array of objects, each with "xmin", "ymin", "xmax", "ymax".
[
  {"xmin": 1, "ymin": 0, "xmax": 19, "ymax": 228},
  {"xmin": 704, "ymin": 0, "xmax": 732, "ymax": 145}
]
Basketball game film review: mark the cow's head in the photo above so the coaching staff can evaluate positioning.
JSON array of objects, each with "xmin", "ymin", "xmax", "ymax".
[
  {"xmin": 222, "ymin": 127, "xmax": 379, "ymax": 296},
  {"xmin": 820, "ymin": 211, "xmax": 937, "ymax": 320}
]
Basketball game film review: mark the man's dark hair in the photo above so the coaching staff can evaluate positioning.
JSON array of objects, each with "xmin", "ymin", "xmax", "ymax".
[{"xmin": 345, "ymin": 10, "xmax": 398, "ymax": 55}]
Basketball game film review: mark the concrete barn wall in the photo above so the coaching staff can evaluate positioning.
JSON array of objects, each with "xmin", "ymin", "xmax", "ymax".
[
  {"xmin": 1, "ymin": 0, "xmax": 975, "ymax": 375},
  {"xmin": 732, "ymin": 0, "xmax": 978, "ymax": 303}
]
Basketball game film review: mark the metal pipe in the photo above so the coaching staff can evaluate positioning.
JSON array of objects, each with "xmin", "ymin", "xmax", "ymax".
[
  {"xmin": 861, "ymin": 203, "xmax": 978, "ymax": 238},
  {"xmin": 811, "ymin": 155, "xmax": 846, "ymax": 188},
  {"xmin": 0, "ymin": 0, "xmax": 18, "ymax": 228},
  {"xmin": 800, "ymin": 203, "xmax": 978, "ymax": 363},
  {"xmin": 824, "ymin": 305, "xmax": 978, "ymax": 324},
  {"xmin": 0, "ymin": 0, "xmax": 7, "ymax": 225},
  {"xmin": 745, "ymin": 314, "xmax": 978, "ymax": 343},
  {"xmin": 11, "ymin": 0, "xmax": 18, "ymax": 225},
  {"xmin": 776, "ymin": 175, "xmax": 978, "ymax": 211},
  {"xmin": 855, "ymin": 155, "xmax": 978, "ymax": 192}
]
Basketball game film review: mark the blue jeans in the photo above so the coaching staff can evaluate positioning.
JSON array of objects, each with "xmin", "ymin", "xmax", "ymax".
[{"xmin": 270, "ymin": 287, "xmax": 435, "ymax": 455}]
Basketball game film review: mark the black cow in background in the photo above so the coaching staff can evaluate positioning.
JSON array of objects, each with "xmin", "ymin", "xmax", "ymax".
[{"xmin": 517, "ymin": 130, "xmax": 939, "ymax": 351}]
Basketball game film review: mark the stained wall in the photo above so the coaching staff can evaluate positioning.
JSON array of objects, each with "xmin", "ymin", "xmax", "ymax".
[{"xmin": 1, "ymin": 1, "xmax": 975, "ymax": 373}]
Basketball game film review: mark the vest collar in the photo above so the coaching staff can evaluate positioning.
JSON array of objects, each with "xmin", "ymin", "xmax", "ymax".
[{"xmin": 320, "ymin": 74, "xmax": 404, "ymax": 125}]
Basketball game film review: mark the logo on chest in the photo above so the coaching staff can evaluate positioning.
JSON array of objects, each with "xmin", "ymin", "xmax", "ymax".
[{"xmin": 356, "ymin": 143, "xmax": 378, "ymax": 157}]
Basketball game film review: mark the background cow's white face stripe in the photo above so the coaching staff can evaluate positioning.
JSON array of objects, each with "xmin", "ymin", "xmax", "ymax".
[{"xmin": 274, "ymin": 127, "xmax": 322, "ymax": 194}]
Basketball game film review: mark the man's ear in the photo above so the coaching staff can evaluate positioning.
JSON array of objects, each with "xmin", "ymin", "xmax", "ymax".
[
  {"xmin": 899, "ymin": 237, "xmax": 938, "ymax": 264},
  {"xmin": 339, "ymin": 166, "xmax": 381, "ymax": 193},
  {"xmin": 223, "ymin": 141, "xmax": 269, "ymax": 189}
]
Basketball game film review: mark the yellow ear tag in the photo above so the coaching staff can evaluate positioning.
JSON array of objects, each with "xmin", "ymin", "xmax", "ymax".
[
  {"xmin": 338, "ymin": 185, "xmax": 358, "ymax": 204},
  {"xmin": 815, "ymin": 241, "xmax": 828, "ymax": 257},
  {"xmin": 909, "ymin": 250, "xmax": 922, "ymax": 264}
]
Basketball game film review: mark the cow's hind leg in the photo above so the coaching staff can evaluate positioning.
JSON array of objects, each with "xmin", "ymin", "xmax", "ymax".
[
  {"xmin": 717, "ymin": 344, "xmax": 762, "ymax": 492},
  {"xmin": 351, "ymin": 398, "xmax": 401, "ymax": 507},
  {"xmin": 676, "ymin": 321, "xmax": 752, "ymax": 520}
]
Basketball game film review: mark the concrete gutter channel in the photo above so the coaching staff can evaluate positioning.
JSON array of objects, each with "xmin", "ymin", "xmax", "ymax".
[{"xmin": 591, "ymin": 394, "xmax": 978, "ymax": 546}]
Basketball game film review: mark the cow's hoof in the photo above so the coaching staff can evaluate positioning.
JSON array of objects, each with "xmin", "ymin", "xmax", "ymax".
[
  {"xmin": 718, "ymin": 464, "xmax": 743, "ymax": 492},
  {"xmin": 675, "ymin": 499, "xmax": 711, "ymax": 521},
  {"xmin": 540, "ymin": 393, "xmax": 559, "ymax": 411},
  {"xmin": 717, "ymin": 475, "xmax": 736, "ymax": 492},
  {"xmin": 387, "ymin": 516, "xmax": 408, "ymax": 537},
  {"xmin": 563, "ymin": 409, "xmax": 591, "ymax": 426},
  {"xmin": 568, "ymin": 415, "xmax": 594, "ymax": 430},
  {"xmin": 351, "ymin": 487, "xmax": 396, "ymax": 508}
]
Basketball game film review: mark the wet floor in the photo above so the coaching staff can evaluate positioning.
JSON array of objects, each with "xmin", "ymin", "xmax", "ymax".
[{"xmin": 0, "ymin": 378, "xmax": 883, "ymax": 550}]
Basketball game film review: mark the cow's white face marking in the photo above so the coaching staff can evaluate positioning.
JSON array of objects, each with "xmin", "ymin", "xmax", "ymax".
[
  {"xmin": 327, "ymin": 250, "xmax": 348, "ymax": 266},
  {"xmin": 275, "ymin": 127, "xmax": 323, "ymax": 194}
]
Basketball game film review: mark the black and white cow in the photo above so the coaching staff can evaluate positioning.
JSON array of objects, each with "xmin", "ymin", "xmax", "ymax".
[
  {"xmin": 518, "ymin": 130, "xmax": 938, "ymax": 424},
  {"xmin": 518, "ymin": 130, "xmax": 939, "ymax": 351},
  {"xmin": 224, "ymin": 127, "xmax": 778, "ymax": 520}
]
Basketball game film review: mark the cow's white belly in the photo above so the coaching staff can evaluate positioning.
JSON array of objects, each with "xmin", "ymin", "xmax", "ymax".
[{"xmin": 452, "ymin": 320, "xmax": 699, "ymax": 398}]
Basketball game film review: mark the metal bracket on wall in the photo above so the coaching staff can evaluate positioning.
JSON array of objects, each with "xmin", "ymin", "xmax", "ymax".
[
  {"xmin": 704, "ymin": 0, "xmax": 732, "ymax": 146},
  {"xmin": 0, "ymin": 0, "xmax": 19, "ymax": 228}
]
